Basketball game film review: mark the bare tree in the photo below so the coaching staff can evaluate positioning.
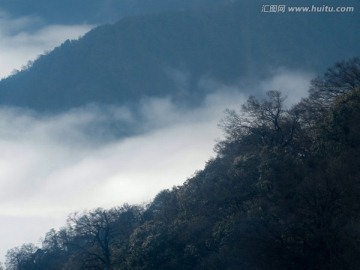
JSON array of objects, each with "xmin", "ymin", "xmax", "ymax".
[{"xmin": 66, "ymin": 208, "xmax": 122, "ymax": 270}]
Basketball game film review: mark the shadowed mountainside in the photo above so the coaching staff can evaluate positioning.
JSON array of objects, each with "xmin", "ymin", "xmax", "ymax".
[{"xmin": 0, "ymin": 0, "xmax": 359, "ymax": 112}]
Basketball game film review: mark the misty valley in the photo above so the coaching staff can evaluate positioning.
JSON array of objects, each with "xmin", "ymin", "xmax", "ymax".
[{"xmin": 0, "ymin": 0, "xmax": 359, "ymax": 269}]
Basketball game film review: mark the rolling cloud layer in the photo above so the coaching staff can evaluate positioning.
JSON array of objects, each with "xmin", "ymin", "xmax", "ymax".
[{"xmin": 0, "ymin": 70, "xmax": 312, "ymax": 260}]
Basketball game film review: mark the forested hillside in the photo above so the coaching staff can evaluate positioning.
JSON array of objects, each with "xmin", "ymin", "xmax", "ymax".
[
  {"xmin": 0, "ymin": 0, "xmax": 359, "ymax": 111},
  {"xmin": 5, "ymin": 58, "xmax": 360, "ymax": 269}
]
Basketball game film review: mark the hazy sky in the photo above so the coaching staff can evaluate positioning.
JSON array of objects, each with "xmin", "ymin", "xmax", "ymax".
[{"xmin": 0, "ymin": 4, "xmax": 315, "ymax": 264}]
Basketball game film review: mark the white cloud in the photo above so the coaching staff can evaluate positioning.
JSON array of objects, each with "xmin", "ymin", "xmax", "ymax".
[
  {"xmin": 0, "ymin": 12, "xmax": 93, "ymax": 79},
  {"xmin": 258, "ymin": 68, "xmax": 314, "ymax": 106},
  {"xmin": 0, "ymin": 89, "xmax": 249, "ymax": 261}
]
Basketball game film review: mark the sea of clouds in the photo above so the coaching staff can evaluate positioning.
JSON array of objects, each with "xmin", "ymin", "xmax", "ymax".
[{"xmin": 0, "ymin": 9, "xmax": 314, "ymax": 262}]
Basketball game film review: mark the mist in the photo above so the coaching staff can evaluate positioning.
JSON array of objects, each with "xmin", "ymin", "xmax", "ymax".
[
  {"xmin": 0, "ymin": 11, "xmax": 92, "ymax": 79},
  {"xmin": 0, "ymin": 69, "xmax": 312, "ymax": 261}
]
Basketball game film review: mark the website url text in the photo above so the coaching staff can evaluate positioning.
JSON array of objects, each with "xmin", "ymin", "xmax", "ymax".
[{"xmin": 261, "ymin": 5, "xmax": 355, "ymax": 13}]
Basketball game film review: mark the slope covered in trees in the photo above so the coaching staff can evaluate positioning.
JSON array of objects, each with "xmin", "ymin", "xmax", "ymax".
[
  {"xmin": 5, "ymin": 58, "xmax": 360, "ymax": 269},
  {"xmin": 0, "ymin": 0, "xmax": 359, "ymax": 112}
]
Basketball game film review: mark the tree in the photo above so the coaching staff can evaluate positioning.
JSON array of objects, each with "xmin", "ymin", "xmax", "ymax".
[
  {"xmin": 309, "ymin": 57, "xmax": 360, "ymax": 103},
  {"xmin": 218, "ymin": 91, "xmax": 299, "ymax": 151},
  {"xmin": 294, "ymin": 58, "xmax": 360, "ymax": 127},
  {"xmin": 5, "ymin": 244, "xmax": 38, "ymax": 270},
  {"xmin": 66, "ymin": 208, "xmax": 122, "ymax": 270}
]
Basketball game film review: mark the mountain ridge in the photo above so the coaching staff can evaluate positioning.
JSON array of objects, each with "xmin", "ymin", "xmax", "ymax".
[{"xmin": 0, "ymin": 0, "xmax": 359, "ymax": 112}]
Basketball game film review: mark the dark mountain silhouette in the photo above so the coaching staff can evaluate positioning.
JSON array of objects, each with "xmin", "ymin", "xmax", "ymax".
[{"xmin": 0, "ymin": 0, "xmax": 359, "ymax": 112}]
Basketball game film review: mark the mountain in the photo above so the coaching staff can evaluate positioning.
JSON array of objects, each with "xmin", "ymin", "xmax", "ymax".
[
  {"xmin": 0, "ymin": 0, "xmax": 359, "ymax": 112},
  {"xmin": 5, "ymin": 59, "xmax": 360, "ymax": 270}
]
